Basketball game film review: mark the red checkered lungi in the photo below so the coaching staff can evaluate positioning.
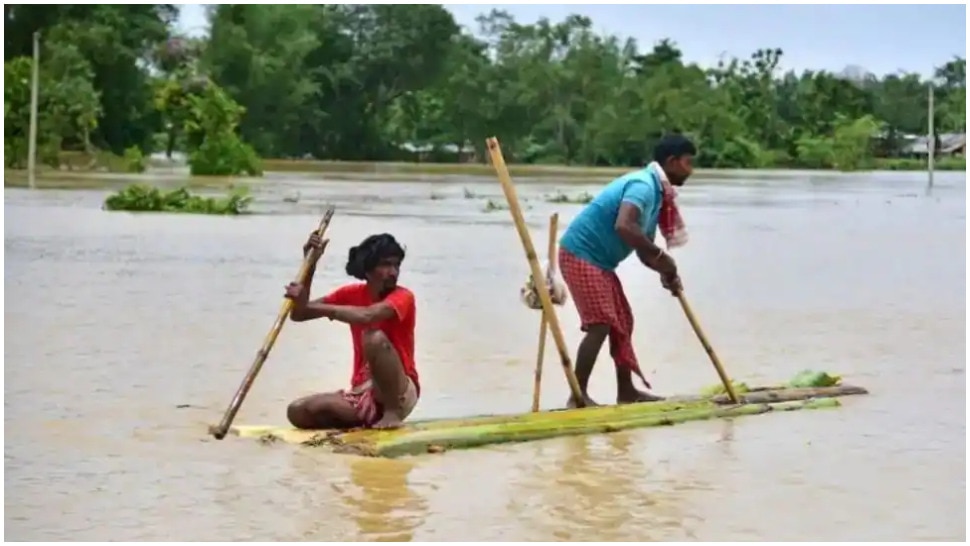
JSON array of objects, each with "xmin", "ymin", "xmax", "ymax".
[
  {"xmin": 558, "ymin": 247, "xmax": 652, "ymax": 389},
  {"xmin": 339, "ymin": 382, "xmax": 381, "ymax": 426},
  {"xmin": 338, "ymin": 376, "xmax": 419, "ymax": 428}
]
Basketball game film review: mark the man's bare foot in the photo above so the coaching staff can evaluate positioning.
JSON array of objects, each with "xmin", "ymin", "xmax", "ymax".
[
  {"xmin": 566, "ymin": 394, "xmax": 601, "ymax": 409},
  {"xmin": 371, "ymin": 412, "xmax": 405, "ymax": 430},
  {"xmin": 617, "ymin": 389, "xmax": 665, "ymax": 404}
]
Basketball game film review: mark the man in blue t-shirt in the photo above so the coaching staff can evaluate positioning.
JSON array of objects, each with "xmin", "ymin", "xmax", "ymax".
[{"xmin": 558, "ymin": 134, "xmax": 696, "ymax": 408}]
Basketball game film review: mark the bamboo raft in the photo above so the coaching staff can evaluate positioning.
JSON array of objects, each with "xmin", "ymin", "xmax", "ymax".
[{"xmin": 229, "ymin": 381, "xmax": 868, "ymax": 458}]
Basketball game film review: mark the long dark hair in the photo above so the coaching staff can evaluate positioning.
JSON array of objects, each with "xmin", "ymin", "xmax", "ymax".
[{"xmin": 345, "ymin": 233, "xmax": 406, "ymax": 280}]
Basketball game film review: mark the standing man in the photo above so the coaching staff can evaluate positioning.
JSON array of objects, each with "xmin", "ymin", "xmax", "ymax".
[
  {"xmin": 558, "ymin": 134, "xmax": 695, "ymax": 408},
  {"xmin": 283, "ymin": 232, "xmax": 419, "ymax": 430}
]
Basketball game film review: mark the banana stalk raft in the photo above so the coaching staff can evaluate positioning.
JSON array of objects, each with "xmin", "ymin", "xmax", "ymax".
[{"xmin": 230, "ymin": 371, "xmax": 867, "ymax": 458}]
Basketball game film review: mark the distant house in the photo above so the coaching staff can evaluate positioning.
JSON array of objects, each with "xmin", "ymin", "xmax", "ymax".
[
  {"xmin": 902, "ymin": 133, "xmax": 966, "ymax": 157},
  {"xmin": 398, "ymin": 142, "xmax": 477, "ymax": 163}
]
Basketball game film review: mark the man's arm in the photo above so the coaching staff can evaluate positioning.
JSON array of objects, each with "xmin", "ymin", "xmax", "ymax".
[
  {"xmin": 298, "ymin": 301, "xmax": 398, "ymax": 325},
  {"xmin": 288, "ymin": 240, "xmax": 325, "ymax": 321},
  {"xmin": 289, "ymin": 276, "xmax": 340, "ymax": 322},
  {"xmin": 289, "ymin": 295, "xmax": 330, "ymax": 322},
  {"xmin": 614, "ymin": 180, "xmax": 666, "ymax": 269}
]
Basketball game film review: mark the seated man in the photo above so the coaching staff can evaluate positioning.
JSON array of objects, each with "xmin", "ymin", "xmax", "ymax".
[{"xmin": 283, "ymin": 232, "xmax": 419, "ymax": 430}]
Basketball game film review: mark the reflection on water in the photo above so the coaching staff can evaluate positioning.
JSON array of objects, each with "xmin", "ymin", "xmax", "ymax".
[
  {"xmin": 523, "ymin": 434, "xmax": 654, "ymax": 541},
  {"xmin": 4, "ymin": 170, "xmax": 966, "ymax": 541},
  {"xmin": 343, "ymin": 457, "xmax": 425, "ymax": 542}
]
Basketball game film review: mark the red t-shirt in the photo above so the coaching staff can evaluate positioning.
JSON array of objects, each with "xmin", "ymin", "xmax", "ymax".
[{"xmin": 321, "ymin": 283, "xmax": 419, "ymax": 395}]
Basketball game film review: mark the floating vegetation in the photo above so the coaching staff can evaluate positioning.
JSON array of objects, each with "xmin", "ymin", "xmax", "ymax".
[
  {"xmin": 103, "ymin": 183, "xmax": 253, "ymax": 215},
  {"xmin": 482, "ymin": 198, "xmax": 532, "ymax": 212},
  {"xmin": 545, "ymin": 190, "xmax": 594, "ymax": 204},
  {"xmin": 788, "ymin": 370, "xmax": 842, "ymax": 388},
  {"xmin": 700, "ymin": 380, "xmax": 751, "ymax": 397},
  {"xmin": 483, "ymin": 199, "xmax": 508, "ymax": 212}
]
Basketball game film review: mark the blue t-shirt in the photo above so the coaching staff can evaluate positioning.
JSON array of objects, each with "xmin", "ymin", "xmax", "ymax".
[{"xmin": 559, "ymin": 167, "xmax": 663, "ymax": 271}]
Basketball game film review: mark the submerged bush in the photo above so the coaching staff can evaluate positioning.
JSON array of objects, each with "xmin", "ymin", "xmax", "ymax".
[
  {"xmin": 123, "ymin": 146, "xmax": 147, "ymax": 173},
  {"xmin": 103, "ymin": 183, "xmax": 253, "ymax": 215},
  {"xmin": 188, "ymin": 131, "xmax": 262, "ymax": 176}
]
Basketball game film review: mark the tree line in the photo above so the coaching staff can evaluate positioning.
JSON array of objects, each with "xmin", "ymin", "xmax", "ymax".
[{"xmin": 4, "ymin": 5, "xmax": 966, "ymax": 176}]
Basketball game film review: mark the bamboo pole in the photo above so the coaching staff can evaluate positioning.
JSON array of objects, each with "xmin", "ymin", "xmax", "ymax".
[
  {"xmin": 927, "ymin": 85, "xmax": 935, "ymax": 195},
  {"xmin": 675, "ymin": 291, "xmax": 740, "ymax": 404},
  {"xmin": 27, "ymin": 31, "xmax": 40, "ymax": 190},
  {"xmin": 531, "ymin": 212, "xmax": 559, "ymax": 412},
  {"xmin": 485, "ymin": 137, "xmax": 585, "ymax": 406},
  {"xmin": 209, "ymin": 206, "xmax": 336, "ymax": 440}
]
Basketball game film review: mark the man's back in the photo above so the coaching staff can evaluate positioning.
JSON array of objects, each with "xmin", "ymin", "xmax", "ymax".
[{"xmin": 560, "ymin": 167, "xmax": 663, "ymax": 271}]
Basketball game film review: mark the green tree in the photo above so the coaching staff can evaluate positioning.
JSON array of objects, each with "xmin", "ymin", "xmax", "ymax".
[{"xmin": 2, "ymin": 6, "xmax": 965, "ymax": 171}]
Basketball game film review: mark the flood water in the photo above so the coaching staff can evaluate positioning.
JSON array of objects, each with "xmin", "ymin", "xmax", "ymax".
[{"xmin": 4, "ymin": 169, "xmax": 966, "ymax": 541}]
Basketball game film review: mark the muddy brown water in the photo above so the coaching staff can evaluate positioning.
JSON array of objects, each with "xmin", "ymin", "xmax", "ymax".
[{"xmin": 5, "ymin": 169, "xmax": 966, "ymax": 540}]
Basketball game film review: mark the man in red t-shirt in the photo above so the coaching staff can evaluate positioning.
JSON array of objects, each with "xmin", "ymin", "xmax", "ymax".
[{"xmin": 283, "ymin": 232, "xmax": 419, "ymax": 430}]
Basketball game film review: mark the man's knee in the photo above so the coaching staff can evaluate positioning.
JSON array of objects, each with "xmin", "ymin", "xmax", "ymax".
[
  {"xmin": 288, "ymin": 394, "xmax": 357, "ymax": 429},
  {"xmin": 362, "ymin": 329, "xmax": 391, "ymax": 354},
  {"xmin": 287, "ymin": 399, "xmax": 311, "ymax": 428},
  {"xmin": 584, "ymin": 323, "xmax": 610, "ymax": 340}
]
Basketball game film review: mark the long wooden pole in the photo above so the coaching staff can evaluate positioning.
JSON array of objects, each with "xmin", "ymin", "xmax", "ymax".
[
  {"xmin": 531, "ymin": 212, "xmax": 559, "ymax": 412},
  {"xmin": 209, "ymin": 205, "xmax": 336, "ymax": 440},
  {"xmin": 486, "ymin": 137, "xmax": 585, "ymax": 406},
  {"xmin": 927, "ymin": 85, "xmax": 935, "ymax": 195},
  {"xmin": 28, "ymin": 31, "xmax": 40, "ymax": 190},
  {"xmin": 675, "ymin": 291, "xmax": 740, "ymax": 404}
]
